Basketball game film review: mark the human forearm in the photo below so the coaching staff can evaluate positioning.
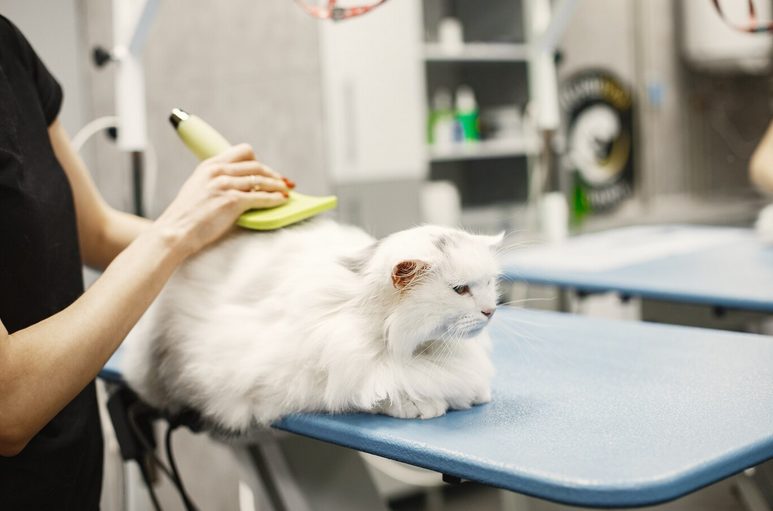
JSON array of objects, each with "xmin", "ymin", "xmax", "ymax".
[
  {"xmin": 750, "ymin": 120, "xmax": 773, "ymax": 195},
  {"xmin": 86, "ymin": 209, "xmax": 152, "ymax": 270},
  {"xmin": 1, "ymin": 143, "xmax": 289, "ymax": 456},
  {"xmin": 48, "ymin": 119, "xmax": 151, "ymax": 269},
  {"xmin": 751, "ymin": 152, "xmax": 773, "ymax": 195},
  {"xmin": 0, "ymin": 226, "xmax": 187, "ymax": 455}
]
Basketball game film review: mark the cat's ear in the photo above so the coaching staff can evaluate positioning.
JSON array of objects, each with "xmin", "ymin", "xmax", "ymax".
[
  {"xmin": 479, "ymin": 231, "xmax": 505, "ymax": 249},
  {"xmin": 391, "ymin": 260, "xmax": 430, "ymax": 290}
]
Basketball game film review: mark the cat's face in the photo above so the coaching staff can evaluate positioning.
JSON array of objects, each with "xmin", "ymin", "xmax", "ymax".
[{"xmin": 376, "ymin": 226, "xmax": 502, "ymax": 357}]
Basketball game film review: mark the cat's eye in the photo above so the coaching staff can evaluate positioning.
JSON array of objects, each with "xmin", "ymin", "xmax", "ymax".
[{"xmin": 453, "ymin": 284, "xmax": 470, "ymax": 295}]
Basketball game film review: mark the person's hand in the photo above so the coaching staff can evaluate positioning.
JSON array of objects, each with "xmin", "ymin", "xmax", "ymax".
[{"xmin": 153, "ymin": 143, "xmax": 291, "ymax": 257}]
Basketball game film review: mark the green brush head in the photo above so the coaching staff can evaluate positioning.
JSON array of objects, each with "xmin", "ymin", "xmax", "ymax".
[{"xmin": 236, "ymin": 192, "xmax": 338, "ymax": 231}]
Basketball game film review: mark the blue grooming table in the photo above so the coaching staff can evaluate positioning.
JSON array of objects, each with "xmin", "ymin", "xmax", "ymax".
[
  {"xmin": 101, "ymin": 308, "xmax": 773, "ymax": 508},
  {"xmin": 501, "ymin": 225, "xmax": 773, "ymax": 313}
]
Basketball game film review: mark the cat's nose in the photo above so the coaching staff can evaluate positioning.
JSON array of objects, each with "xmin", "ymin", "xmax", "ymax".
[{"xmin": 481, "ymin": 308, "xmax": 495, "ymax": 319}]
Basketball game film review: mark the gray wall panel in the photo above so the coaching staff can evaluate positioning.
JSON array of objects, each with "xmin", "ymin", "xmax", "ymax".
[{"xmin": 79, "ymin": 0, "xmax": 328, "ymax": 217}]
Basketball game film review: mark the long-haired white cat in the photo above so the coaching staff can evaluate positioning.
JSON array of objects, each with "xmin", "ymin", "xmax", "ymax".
[{"xmin": 122, "ymin": 219, "xmax": 502, "ymax": 432}]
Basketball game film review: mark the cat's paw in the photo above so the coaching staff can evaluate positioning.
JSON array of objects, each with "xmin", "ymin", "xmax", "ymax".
[
  {"xmin": 472, "ymin": 386, "xmax": 492, "ymax": 405},
  {"xmin": 380, "ymin": 397, "xmax": 448, "ymax": 420},
  {"xmin": 446, "ymin": 386, "xmax": 491, "ymax": 411},
  {"xmin": 447, "ymin": 398, "xmax": 474, "ymax": 410}
]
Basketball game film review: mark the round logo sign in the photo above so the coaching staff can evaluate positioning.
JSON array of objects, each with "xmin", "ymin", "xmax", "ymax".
[{"xmin": 561, "ymin": 69, "xmax": 634, "ymax": 214}]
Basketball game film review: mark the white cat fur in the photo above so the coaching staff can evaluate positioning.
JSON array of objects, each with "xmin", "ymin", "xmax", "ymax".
[
  {"xmin": 122, "ymin": 219, "xmax": 501, "ymax": 431},
  {"xmin": 757, "ymin": 203, "xmax": 773, "ymax": 244}
]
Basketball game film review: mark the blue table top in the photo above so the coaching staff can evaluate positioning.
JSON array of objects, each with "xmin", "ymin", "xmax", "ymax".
[
  {"xmin": 501, "ymin": 225, "xmax": 773, "ymax": 313},
  {"xmin": 102, "ymin": 308, "xmax": 773, "ymax": 508}
]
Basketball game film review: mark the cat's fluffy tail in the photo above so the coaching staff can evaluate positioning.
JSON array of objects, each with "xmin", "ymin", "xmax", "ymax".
[{"xmin": 756, "ymin": 203, "xmax": 773, "ymax": 244}]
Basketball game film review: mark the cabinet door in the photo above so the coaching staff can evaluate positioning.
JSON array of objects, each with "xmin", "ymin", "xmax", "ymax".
[{"xmin": 318, "ymin": 0, "xmax": 426, "ymax": 183}]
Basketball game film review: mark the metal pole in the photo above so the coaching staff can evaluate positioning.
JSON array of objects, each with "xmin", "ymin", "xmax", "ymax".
[{"xmin": 131, "ymin": 151, "xmax": 145, "ymax": 217}]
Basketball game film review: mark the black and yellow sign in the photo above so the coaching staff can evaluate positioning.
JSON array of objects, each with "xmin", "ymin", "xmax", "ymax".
[{"xmin": 560, "ymin": 69, "xmax": 634, "ymax": 220}]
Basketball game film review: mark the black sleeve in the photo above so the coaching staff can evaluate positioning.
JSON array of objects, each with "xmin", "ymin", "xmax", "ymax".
[{"xmin": 0, "ymin": 16, "xmax": 63, "ymax": 125}]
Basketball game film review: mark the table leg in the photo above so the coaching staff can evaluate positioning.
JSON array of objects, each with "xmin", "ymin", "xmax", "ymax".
[
  {"xmin": 734, "ymin": 471, "xmax": 771, "ymax": 511},
  {"xmin": 499, "ymin": 489, "xmax": 532, "ymax": 511},
  {"xmin": 232, "ymin": 433, "xmax": 389, "ymax": 511}
]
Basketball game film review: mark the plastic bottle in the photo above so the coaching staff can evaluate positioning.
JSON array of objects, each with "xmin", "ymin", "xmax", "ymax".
[
  {"xmin": 428, "ymin": 88, "xmax": 456, "ymax": 148},
  {"xmin": 455, "ymin": 85, "xmax": 480, "ymax": 142}
]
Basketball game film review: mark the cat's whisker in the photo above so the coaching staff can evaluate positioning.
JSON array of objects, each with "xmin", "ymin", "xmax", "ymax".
[
  {"xmin": 497, "ymin": 297, "xmax": 557, "ymax": 306},
  {"xmin": 415, "ymin": 338, "xmax": 440, "ymax": 358},
  {"xmin": 494, "ymin": 235, "xmax": 541, "ymax": 257},
  {"xmin": 432, "ymin": 330, "xmax": 460, "ymax": 366},
  {"xmin": 430, "ymin": 331, "xmax": 453, "ymax": 362},
  {"xmin": 495, "ymin": 316, "xmax": 554, "ymax": 331},
  {"xmin": 493, "ymin": 316, "xmax": 580, "ymax": 370},
  {"xmin": 495, "ymin": 242, "xmax": 538, "ymax": 257}
]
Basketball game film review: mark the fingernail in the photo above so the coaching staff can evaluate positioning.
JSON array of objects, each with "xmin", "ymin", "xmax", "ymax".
[
  {"xmin": 281, "ymin": 191, "xmax": 289, "ymax": 198},
  {"xmin": 283, "ymin": 177, "xmax": 296, "ymax": 189}
]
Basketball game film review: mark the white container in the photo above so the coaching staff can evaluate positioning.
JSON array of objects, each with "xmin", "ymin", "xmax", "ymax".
[
  {"xmin": 421, "ymin": 181, "xmax": 462, "ymax": 227},
  {"xmin": 540, "ymin": 191, "xmax": 569, "ymax": 243},
  {"xmin": 431, "ymin": 88, "xmax": 456, "ymax": 149},
  {"xmin": 682, "ymin": 1, "xmax": 772, "ymax": 73},
  {"xmin": 438, "ymin": 17, "xmax": 464, "ymax": 54}
]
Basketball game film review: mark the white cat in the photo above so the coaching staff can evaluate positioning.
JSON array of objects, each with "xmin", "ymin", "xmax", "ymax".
[
  {"xmin": 122, "ymin": 219, "xmax": 502, "ymax": 432},
  {"xmin": 757, "ymin": 203, "xmax": 773, "ymax": 244}
]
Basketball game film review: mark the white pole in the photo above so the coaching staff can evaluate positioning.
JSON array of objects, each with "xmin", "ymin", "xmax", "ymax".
[
  {"xmin": 527, "ymin": 0, "xmax": 577, "ymax": 242},
  {"xmin": 112, "ymin": 0, "xmax": 159, "ymax": 152}
]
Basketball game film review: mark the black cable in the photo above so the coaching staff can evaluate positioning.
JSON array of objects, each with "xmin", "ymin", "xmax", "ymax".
[
  {"xmin": 127, "ymin": 403, "xmax": 175, "ymax": 481},
  {"xmin": 130, "ymin": 151, "xmax": 145, "ymax": 217},
  {"xmin": 137, "ymin": 460, "xmax": 163, "ymax": 511},
  {"xmin": 126, "ymin": 402, "xmax": 199, "ymax": 511},
  {"xmin": 165, "ymin": 424, "xmax": 199, "ymax": 511}
]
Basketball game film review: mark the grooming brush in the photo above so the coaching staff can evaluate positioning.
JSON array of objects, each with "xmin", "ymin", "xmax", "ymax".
[{"xmin": 169, "ymin": 108, "xmax": 337, "ymax": 231}]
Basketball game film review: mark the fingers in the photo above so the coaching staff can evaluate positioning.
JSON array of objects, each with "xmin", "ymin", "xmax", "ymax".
[
  {"xmin": 214, "ymin": 174, "xmax": 288, "ymax": 194},
  {"xmin": 215, "ymin": 160, "xmax": 283, "ymax": 181},
  {"xmin": 206, "ymin": 146, "xmax": 297, "ymax": 189},
  {"xmin": 233, "ymin": 190, "xmax": 288, "ymax": 210}
]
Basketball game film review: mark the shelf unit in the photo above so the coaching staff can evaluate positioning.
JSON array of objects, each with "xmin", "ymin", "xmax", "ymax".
[
  {"xmin": 423, "ymin": 42, "xmax": 530, "ymax": 62},
  {"xmin": 428, "ymin": 137, "xmax": 539, "ymax": 162},
  {"xmin": 315, "ymin": 0, "xmax": 545, "ymax": 233},
  {"xmin": 422, "ymin": 0, "xmax": 537, "ymax": 215}
]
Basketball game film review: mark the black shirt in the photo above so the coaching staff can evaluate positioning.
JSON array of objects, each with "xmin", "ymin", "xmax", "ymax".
[{"xmin": 0, "ymin": 16, "xmax": 103, "ymax": 509}]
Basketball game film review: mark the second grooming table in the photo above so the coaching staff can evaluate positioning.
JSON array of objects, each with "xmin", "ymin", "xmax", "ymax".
[
  {"xmin": 102, "ymin": 307, "xmax": 773, "ymax": 509},
  {"xmin": 500, "ymin": 225, "xmax": 773, "ymax": 313}
]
